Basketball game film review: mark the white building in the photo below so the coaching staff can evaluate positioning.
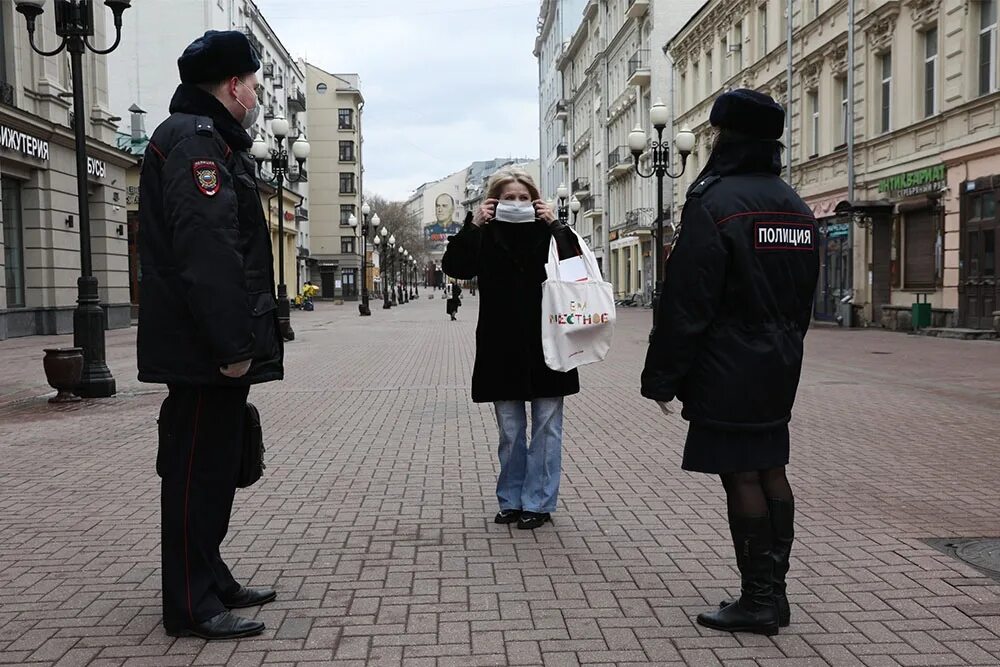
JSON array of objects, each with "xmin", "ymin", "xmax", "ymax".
[
  {"xmin": 536, "ymin": 0, "xmax": 702, "ymax": 296},
  {"xmin": 1, "ymin": 1, "xmax": 134, "ymax": 339}
]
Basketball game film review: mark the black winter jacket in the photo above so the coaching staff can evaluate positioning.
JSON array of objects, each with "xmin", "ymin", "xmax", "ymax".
[
  {"xmin": 137, "ymin": 84, "xmax": 283, "ymax": 387},
  {"xmin": 443, "ymin": 217, "xmax": 580, "ymax": 403},
  {"xmin": 641, "ymin": 139, "xmax": 819, "ymax": 431}
]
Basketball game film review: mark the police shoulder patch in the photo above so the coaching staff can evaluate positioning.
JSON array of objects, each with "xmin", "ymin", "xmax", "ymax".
[
  {"xmin": 192, "ymin": 160, "xmax": 220, "ymax": 197},
  {"xmin": 754, "ymin": 221, "xmax": 815, "ymax": 251}
]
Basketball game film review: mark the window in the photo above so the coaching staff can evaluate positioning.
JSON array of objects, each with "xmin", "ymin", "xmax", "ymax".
[
  {"xmin": 808, "ymin": 90, "xmax": 820, "ymax": 156},
  {"xmin": 706, "ymin": 50, "xmax": 713, "ymax": 95},
  {"xmin": 811, "ymin": 0, "xmax": 821, "ymax": 20},
  {"xmin": 316, "ymin": 82, "xmax": 328, "ymax": 94},
  {"xmin": 2, "ymin": 178, "xmax": 24, "ymax": 308},
  {"xmin": 341, "ymin": 269, "xmax": 357, "ymax": 297},
  {"xmin": 733, "ymin": 22, "xmax": 744, "ymax": 71},
  {"xmin": 922, "ymin": 27, "xmax": 938, "ymax": 117},
  {"xmin": 721, "ymin": 36, "xmax": 729, "ymax": 81},
  {"xmin": 339, "ymin": 140, "xmax": 355, "ymax": 162},
  {"xmin": 339, "ymin": 173, "xmax": 356, "ymax": 194},
  {"xmin": 980, "ymin": 0, "xmax": 998, "ymax": 96},
  {"xmin": 338, "ymin": 108, "xmax": 354, "ymax": 129},
  {"xmin": 679, "ymin": 72, "xmax": 686, "ymax": 108},
  {"xmin": 880, "ymin": 52, "xmax": 892, "ymax": 133},
  {"xmin": 693, "ymin": 60, "xmax": 700, "ymax": 101},
  {"xmin": 903, "ymin": 210, "xmax": 941, "ymax": 288},
  {"xmin": 341, "ymin": 237, "xmax": 356, "ymax": 255},
  {"xmin": 758, "ymin": 4, "xmax": 768, "ymax": 58},
  {"xmin": 838, "ymin": 77, "xmax": 849, "ymax": 147},
  {"xmin": 340, "ymin": 204, "xmax": 356, "ymax": 225}
]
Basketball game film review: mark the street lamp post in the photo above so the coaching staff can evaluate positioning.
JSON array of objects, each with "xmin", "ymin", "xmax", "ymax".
[
  {"xmin": 251, "ymin": 118, "xmax": 310, "ymax": 342},
  {"xmin": 628, "ymin": 99, "xmax": 695, "ymax": 338},
  {"xmin": 556, "ymin": 184, "xmax": 569, "ymax": 224},
  {"xmin": 388, "ymin": 235, "xmax": 397, "ymax": 306},
  {"xmin": 410, "ymin": 258, "xmax": 418, "ymax": 299},
  {"xmin": 378, "ymin": 227, "xmax": 391, "ymax": 309},
  {"xmin": 14, "ymin": 0, "xmax": 134, "ymax": 398},
  {"xmin": 569, "ymin": 196, "xmax": 581, "ymax": 227},
  {"xmin": 398, "ymin": 247, "xmax": 407, "ymax": 303},
  {"xmin": 351, "ymin": 204, "xmax": 378, "ymax": 316}
]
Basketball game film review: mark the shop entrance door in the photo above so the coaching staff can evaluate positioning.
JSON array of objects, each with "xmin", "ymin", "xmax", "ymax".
[{"xmin": 960, "ymin": 188, "xmax": 998, "ymax": 329}]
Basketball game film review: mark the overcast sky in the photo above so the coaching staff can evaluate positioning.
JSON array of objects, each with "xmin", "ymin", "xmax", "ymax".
[{"xmin": 255, "ymin": 0, "xmax": 541, "ymax": 201}]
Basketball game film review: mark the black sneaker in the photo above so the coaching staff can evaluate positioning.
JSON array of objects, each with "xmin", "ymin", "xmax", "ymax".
[
  {"xmin": 517, "ymin": 512, "xmax": 551, "ymax": 530},
  {"xmin": 494, "ymin": 509, "xmax": 521, "ymax": 524}
]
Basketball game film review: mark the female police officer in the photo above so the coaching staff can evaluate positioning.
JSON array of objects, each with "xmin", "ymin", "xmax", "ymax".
[{"xmin": 641, "ymin": 89, "xmax": 819, "ymax": 636}]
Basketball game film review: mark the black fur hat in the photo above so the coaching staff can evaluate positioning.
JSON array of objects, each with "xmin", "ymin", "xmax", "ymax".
[
  {"xmin": 178, "ymin": 30, "xmax": 261, "ymax": 85},
  {"xmin": 709, "ymin": 89, "xmax": 785, "ymax": 140}
]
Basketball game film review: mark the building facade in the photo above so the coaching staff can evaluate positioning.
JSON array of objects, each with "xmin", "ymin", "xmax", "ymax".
[
  {"xmin": 669, "ymin": 0, "xmax": 1000, "ymax": 331},
  {"xmin": 305, "ymin": 65, "xmax": 364, "ymax": 301},
  {"xmin": 537, "ymin": 0, "xmax": 703, "ymax": 298},
  {"xmin": 106, "ymin": 0, "xmax": 310, "ymax": 300},
  {"xmin": 1, "ymin": 2, "xmax": 135, "ymax": 340},
  {"xmin": 407, "ymin": 168, "xmax": 468, "ymax": 286}
]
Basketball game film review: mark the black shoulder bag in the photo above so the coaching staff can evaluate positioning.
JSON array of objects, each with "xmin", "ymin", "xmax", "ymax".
[{"xmin": 237, "ymin": 402, "xmax": 266, "ymax": 488}]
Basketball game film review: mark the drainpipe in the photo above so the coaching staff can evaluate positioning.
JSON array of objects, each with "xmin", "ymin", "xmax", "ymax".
[{"xmin": 847, "ymin": 0, "xmax": 856, "ymax": 300}]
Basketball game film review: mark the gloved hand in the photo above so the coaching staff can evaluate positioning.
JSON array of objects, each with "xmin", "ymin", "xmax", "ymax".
[
  {"xmin": 657, "ymin": 401, "xmax": 673, "ymax": 416},
  {"xmin": 220, "ymin": 359, "xmax": 252, "ymax": 379}
]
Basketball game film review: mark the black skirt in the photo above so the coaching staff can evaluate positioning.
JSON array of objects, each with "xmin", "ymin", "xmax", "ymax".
[{"xmin": 682, "ymin": 423, "xmax": 790, "ymax": 474}]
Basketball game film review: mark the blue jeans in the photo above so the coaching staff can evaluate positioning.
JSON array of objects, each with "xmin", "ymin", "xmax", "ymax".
[{"xmin": 494, "ymin": 398, "xmax": 564, "ymax": 514}]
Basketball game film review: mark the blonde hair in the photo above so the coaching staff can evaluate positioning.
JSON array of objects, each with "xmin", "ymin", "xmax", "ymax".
[{"xmin": 484, "ymin": 168, "xmax": 541, "ymax": 202}]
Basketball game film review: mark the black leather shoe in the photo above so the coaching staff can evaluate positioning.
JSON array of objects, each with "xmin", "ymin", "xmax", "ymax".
[
  {"xmin": 517, "ymin": 512, "xmax": 551, "ymax": 530},
  {"xmin": 221, "ymin": 586, "xmax": 277, "ymax": 609},
  {"xmin": 494, "ymin": 509, "xmax": 521, "ymax": 524},
  {"xmin": 165, "ymin": 611, "xmax": 265, "ymax": 640}
]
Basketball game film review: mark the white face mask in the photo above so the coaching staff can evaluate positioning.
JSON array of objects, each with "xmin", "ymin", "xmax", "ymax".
[
  {"xmin": 235, "ymin": 80, "xmax": 260, "ymax": 130},
  {"xmin": 495, "ymin": 201, "xmax": 536, "ymax": 224}
]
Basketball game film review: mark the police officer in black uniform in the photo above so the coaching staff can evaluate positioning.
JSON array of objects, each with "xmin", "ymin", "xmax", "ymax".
[
  {"xmin": 642, "ymin": 89, "xmax": 819, "ymax": 636},
  {"xmin": 137, "ymin": 31, "xmax": 282, "ymax": 640}
]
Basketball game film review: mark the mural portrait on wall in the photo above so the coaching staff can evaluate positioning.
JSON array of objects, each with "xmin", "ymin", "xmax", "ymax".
[{"xmin": 426, "ymin": 193, "xmax": 463, "ymax": 252}]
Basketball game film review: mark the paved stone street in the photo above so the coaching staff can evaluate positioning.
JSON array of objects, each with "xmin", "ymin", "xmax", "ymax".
[{"xmin": 1, "ymin": 295, "xmax": 999, "ymax": 667}]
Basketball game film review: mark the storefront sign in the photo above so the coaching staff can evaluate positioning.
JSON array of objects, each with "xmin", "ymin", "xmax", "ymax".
[
  {"xmin": 824, "ymin": 222, "xmax": 849, "ymax": 239},
  {"xmin": 0, "ymin": 124, "xmax": 49, "ymax": 160},
  {"xmin": 87, "ymin": 157, "xmax": 106, "ymax": 179},
  {"xmin": 878, "ymin": 164, "xmax": 947, "ymax": 198}
]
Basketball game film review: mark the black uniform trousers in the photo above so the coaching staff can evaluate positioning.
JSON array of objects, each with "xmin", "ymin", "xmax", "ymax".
[{"xmin": 157, "ymin": 385, "xmax": 249, "ymax": 628}]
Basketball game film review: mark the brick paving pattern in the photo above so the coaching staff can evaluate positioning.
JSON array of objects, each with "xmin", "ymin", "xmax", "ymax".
[{"xmin": 1, "ymin": 295, "xmax": 999, "ymax": 666}]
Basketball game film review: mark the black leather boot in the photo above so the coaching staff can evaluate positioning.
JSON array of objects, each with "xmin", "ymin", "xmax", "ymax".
[
  {"xmin": 698, "ymin": 514, "xmax": 779, "ymax": 636},
  {"xmin": 719, "ymin": 498, "xmax": 794, "ymax": 626}
]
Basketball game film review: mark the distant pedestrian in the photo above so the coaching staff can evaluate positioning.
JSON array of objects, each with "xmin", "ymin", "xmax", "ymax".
[
  {"xmin": 641, "ymin": 90, "xmax": 819, "ymax": 636},
  {"xmin": 446, "ymin": 281, "xmax": 462, "ymax": 320},
  {"xmin": 137, "ymin": 30, "xmax": 282, "ymax": 641},
  {"xmin": 443, "ymin": 168, "xmax": 581, "ymax": 530}
]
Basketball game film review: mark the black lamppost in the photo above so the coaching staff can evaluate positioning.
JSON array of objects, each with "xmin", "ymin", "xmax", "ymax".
[
  {"xmin": 397, "ymin": 246, "xmax": 407, "ymax": 304},
  {"xmin": 628, "ymin": 99, "xmax": 695, "ymax": 337},
  {"xmin": 15, "ymin": 0, "xmax": 133, "ymax": 398},
  {"xmin": 410, "ymin": 258, "xmax": 418, "ymax": 299},
  {"xmin": 556, "ymin": 183, "xmax": 569, "ymax": 224},
  {"xmin": 251, "ymin": 118, "xmax": 310, "ymax": 342},
  {"xmin": 374, "ymin": 232, "xmax": 388, "ymax": 309},
  {"xmin": 388, "ymin": 233, "xmax": 398, "ymax": 306},
  {"xmin": 570, "ymin": 196, "xmax": 581, "ymax": 227},
  {"xmin": 350, "ymin": 203, "xmax": 378, "ymax": 316}
]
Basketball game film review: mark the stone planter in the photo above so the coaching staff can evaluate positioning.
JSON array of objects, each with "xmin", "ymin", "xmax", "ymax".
[{"xmin": 42, "ymin": 348, "xmax": 84, "ymax": 404}]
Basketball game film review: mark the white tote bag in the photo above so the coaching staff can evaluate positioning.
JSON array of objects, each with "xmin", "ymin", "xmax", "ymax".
[{"xmin": 541, "ymin": 230, "xmax": 616, "ymax": 372}]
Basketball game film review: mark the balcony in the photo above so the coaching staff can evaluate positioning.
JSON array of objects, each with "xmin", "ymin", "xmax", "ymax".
[
  {"xmin": 262, "ymin": 62, "xmax": 274, "ymax": 78},
  {"xmin": 263, "ymin": 104, "xmax": 275, "ymax": 120},
  {"xmin": 556, "ymin": 142, "xmax": 569, "ymax": 163},
  {"xmin": 1, "ymin": 81, "xmax": 15, "ymax": 107},
  {"xmin": 582, "ymin": 194, "xmax": 604, "ymax": 220},
  {"xmin": 572, "ymin": 177, "xmax": 590, "ymax": 197},
  {"xmin": 273, "ymin": 75, "xmax": 284, "ymax": 89},
  {"xmin": 608, "ymin": 146, "xmax": 632, "ymax": 175},
  {"xmin": 584, "ymin": 0, "xmax": 599, "ymax": 19},
  {"xmin": 288, "ymin": 87, "xmax": 306, "ymax": 113},
  {"xmin": 296, "ymin": 207, "xmax": 309, "ymax": 221},
  {"xmin": 627, "ymin": 0, "xmax": 650, "ymax": 19},
  {"xmin": 624, "ymin": 208, "xmax": 655, "ymax": 232},
  {"xmin": 293, "ymin": 166, "xmax": 308, "ymax": 182},
  {"xmin": 627, "ymin": 49, "xmax": 651, "ymax": 87},
  {"xmin": 242, "ymin": 26, "xmax": 263, "ymax": 57},
  {"xmin": 554, "ymin": 100, "xmax": 568, "ymax": 120}
]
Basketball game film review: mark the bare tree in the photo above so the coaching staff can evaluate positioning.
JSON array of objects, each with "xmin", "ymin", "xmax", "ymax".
[{"xmin": 362, "ymin": 193, "xmax": 430, "ymax": 270}]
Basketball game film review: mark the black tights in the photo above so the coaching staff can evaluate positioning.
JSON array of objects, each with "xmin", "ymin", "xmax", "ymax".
[{"xmin": 720, "ymin": 467, "xmax": 793, "ymax": 517}]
